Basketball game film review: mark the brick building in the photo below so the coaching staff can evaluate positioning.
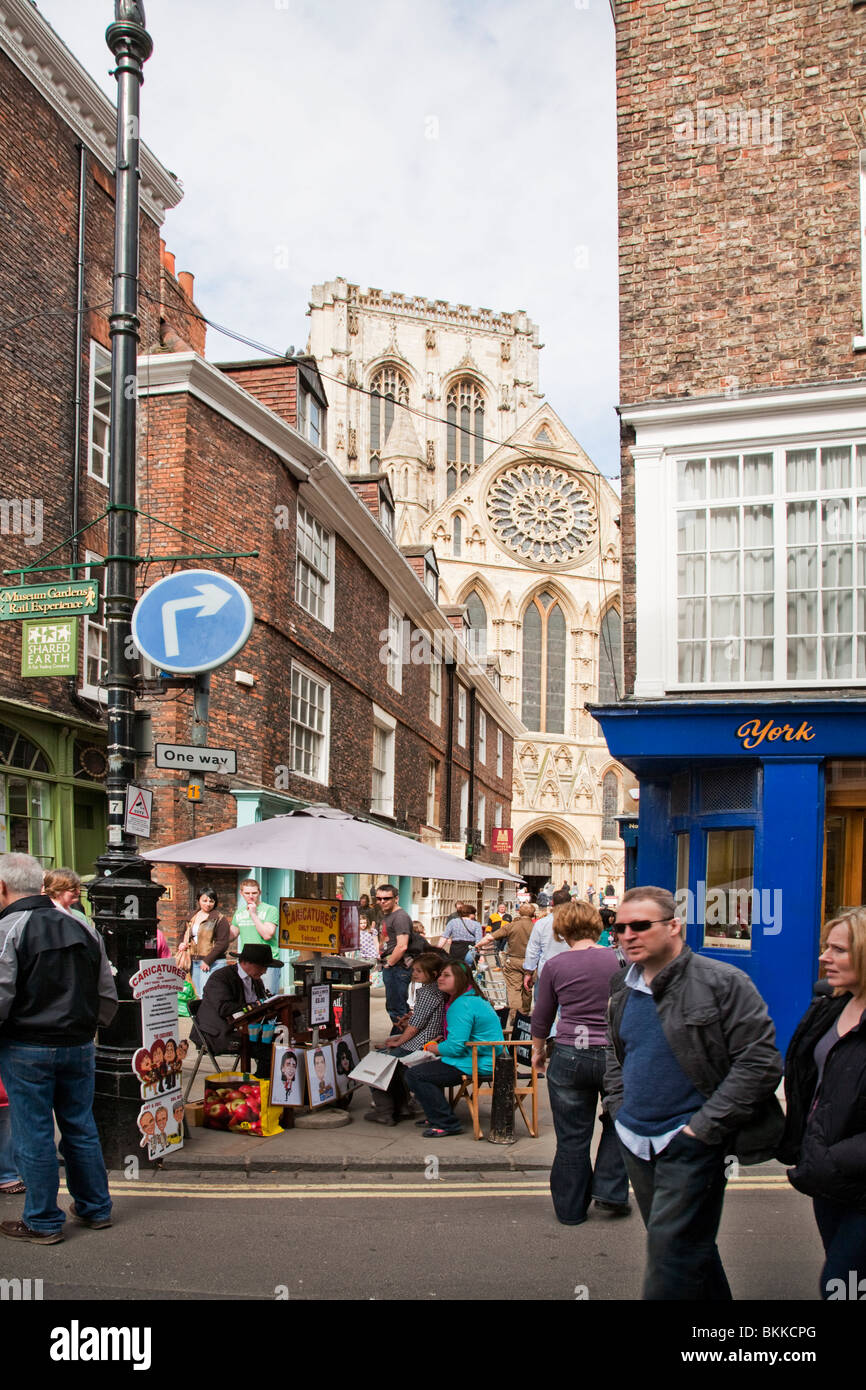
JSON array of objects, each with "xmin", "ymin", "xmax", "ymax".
[
  {"xmin": 0, "ymin": 1, "xmax": 518, "ymax": 953},
  {"xmin": 595, "ymin": 0, "xmax": 866, "ymax": 1047}
]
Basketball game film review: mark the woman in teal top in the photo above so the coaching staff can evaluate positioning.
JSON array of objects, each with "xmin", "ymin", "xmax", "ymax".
[{"xmin": 405, "ymin": 960, "xmax": 504, "ymax": 1137}]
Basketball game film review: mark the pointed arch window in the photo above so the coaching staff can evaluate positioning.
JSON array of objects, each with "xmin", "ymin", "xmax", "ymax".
[
  {"xmin": 370, "ymin": 365, "xmax": 409, "ymax": 465},
  {"xmin": 522, "ymin": 591, "xmax": 566, "ymax": 734},
  {"xmin": 599, "ymin": 607, "xmax": 622, "ymax": 703},
  {"xmin": 465, "ymin": 589, "xmax": 487, "ymax": 659},
  {"xmin": 602, "ymin": 771, "xmax": 619, "ymax": 840},
  {"xmin": 446, "ymin": 378, "xmax": 485, "ymax": 495},
  {"xmin": 453, "ymin": 513, "xmax": 463, "ymax": 557}
]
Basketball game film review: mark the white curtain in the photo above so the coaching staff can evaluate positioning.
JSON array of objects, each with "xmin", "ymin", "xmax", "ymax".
[
  {"xmin": 743, "ymin": 453, "xmax": 773, "ymax": 495},
  {"xmin": 786, "ymin": 449, "xmax": 816, "ymax": 492},
  {"xmin": 821, "ymin": 445, "xmax": 851, "ymax": 490},
  {"xmin": 677, "ymin": 458, "xmax": 706, "ymax": 502},
  {"xmin": 709, "ymin": 456, "xmax": 738, "ymax": 499},
  {"xmin": 677, "ymin": 509, "xmax": 706, "ymax": 551}
]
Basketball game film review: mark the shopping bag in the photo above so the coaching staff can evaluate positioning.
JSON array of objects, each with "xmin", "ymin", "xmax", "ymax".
[
  {"xmin": 177, "ymin": 979, "xmax": 196, "ymax": 1019},
  {"xmin": 348, "ymin": 1050, "xmax": 398, "ymax": 1091},
  {"xmin": 203, "ymin": 1072, "xmax": 283, "ymax": 1137}
]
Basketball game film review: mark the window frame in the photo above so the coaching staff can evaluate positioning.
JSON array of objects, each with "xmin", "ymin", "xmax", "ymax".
[
  {"xmin": 669, "ymin": 438, "xmax": 866, "ymax": 689},
  {"xmin": 289, "ymin": 660, "xmax": 331, "ymax": 785},
  {"xmin": 386, "ymin": 606, "xmax": 403, "ymax": 692},
  {"xmin": 496, "ymin": 728, "xmax": 504, "ymax": 779},
  {"xmin": 429, "ymin": 658, "xmax": 442, "ymax": 724},
  {"xmin": 477, "ymin": 708, "xmax": 487, "ymax": 765},
  {"xmin": 87, "ymin": 341, "xmax": 111, "ymax": 486},
  {"xmin": 457, "ymin": 684, "xmax": 467, "ymax": 746},
  {"xmin": 426, "ymin": 758, "xmax": 439, "ymax": 829},
  {"xmin": 295, "ymin": 502, "xmax": 335, "ymax": 630},
  {"xmin": 80, "ymin": 550, "xmax": 107, "ymax": 704},
  {"xmin": 370, "ymin": 704, "xmax": 396, "ymax": 819}
]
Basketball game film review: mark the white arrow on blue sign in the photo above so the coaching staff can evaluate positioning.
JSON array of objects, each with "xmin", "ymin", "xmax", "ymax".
[{"xmin": 131, "ymin": 569, "xmax": 254, "ymax": 675}]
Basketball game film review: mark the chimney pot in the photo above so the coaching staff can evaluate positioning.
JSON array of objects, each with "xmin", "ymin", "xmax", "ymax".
[
  {"xmin": 178, "ymin": 271, "xmax": 194, "ymax": 299},
  {"xmin": 164, "ymin": 250, "xmax": 176, "ymax": 277}
]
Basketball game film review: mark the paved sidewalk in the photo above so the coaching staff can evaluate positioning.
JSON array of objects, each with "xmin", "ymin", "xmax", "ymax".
[{"xmin": 162, "ymin": 991, "xmax": 556, "ymax": 1174}]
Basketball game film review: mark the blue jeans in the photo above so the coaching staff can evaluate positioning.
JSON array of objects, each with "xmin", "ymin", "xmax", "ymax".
[
  {"xmin": 0, "ymin": 1105, "xmax": 19, "ymax": 1184},
  {"xmin": 622, "ymin": 1128, "xmax": 731, "ymax": 1301},
  {"xmin": 191, "ymin": 954, "xmax": 228, "ymax": 998},
  {"xmin": 383, "ymin": 963, "xmax": 412, "ymax": 1024},
  {"xmin": 0, "ymin": 1040, "xmax": 111, "ymax": 1235},
  {"xmin": 813, "ymin": 1196, "xmax": 866, "ymax": 1299},
  {"xmin": 405, "ymin": 1059, "xmax": 468, "ymax": 1129},
  {"xmin": 546, "ymin": 1044, "xmax": 629, "ymax": 1224}
]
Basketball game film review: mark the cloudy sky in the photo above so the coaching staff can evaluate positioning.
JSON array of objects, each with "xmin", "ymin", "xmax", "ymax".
[{"xmin": 35, "ymin": 0, "xmax": 620, "ymax": 478}]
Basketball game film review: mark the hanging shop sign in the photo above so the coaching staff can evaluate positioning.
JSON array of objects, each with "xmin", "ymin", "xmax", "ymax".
[
  {"xmin": 490, "ymin": 827, "xmax": 514, "ymax": 853},
  {"xmin": 0, "ymin": 580, "xmax": 99, "ymax": 621},
  {"xmin": 21, "ymin": 618, "xmax": 79, "ymax": 676}
]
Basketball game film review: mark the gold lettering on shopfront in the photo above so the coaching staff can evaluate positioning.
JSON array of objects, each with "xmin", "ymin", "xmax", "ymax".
[{"xmin": 736, "ymin": 718, "xmax": 815, "ymax": 750}]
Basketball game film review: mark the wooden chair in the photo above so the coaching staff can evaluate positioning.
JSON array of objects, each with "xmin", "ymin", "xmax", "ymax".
[{"xmin": 449, "ymin": 1040, "xmax": 539, "ymax": 1141}]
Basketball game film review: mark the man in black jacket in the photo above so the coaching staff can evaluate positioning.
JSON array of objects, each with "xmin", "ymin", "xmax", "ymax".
[
  {"xmin": 0, "ymin": 852, "xmax": 118, "ymax": 1245},
  {"xmin": 193, "ymin": 943, "xmax": 282, "ymax": 1073},
  {"xmin": 604, "ymin": 884, "xmax": 783, "ymax": 1301}
]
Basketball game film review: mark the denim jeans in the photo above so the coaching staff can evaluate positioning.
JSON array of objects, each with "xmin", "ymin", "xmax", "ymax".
[
  {"xmin": 405, "ymin": 1059, "xmax": 468, "ymax": 1129},
  {"xmin": 0, "ymin": 1105, "xmax": 19, "ymax": 1184},
  {"xmin": 813, "ymin": 1196, "xmax": 866, "ymax": 1299},
  {"xmin": 383, "ymin": 963, "xmax": 412, "ymax": 1024},
  {"xmin": 191, "ymin": 954, "xmax": 228, "ymax": 998},
  {"xmin": 623, "ymin": 1128, "xmax": 731, "ymax": 1301},
  {"xmin": 0, "ymin": 1040, "xmax": 111, "ymax": 1234},
  {"xmin": 546, "ymin": 1044, "xmax": 629, "ymax": 1224}
]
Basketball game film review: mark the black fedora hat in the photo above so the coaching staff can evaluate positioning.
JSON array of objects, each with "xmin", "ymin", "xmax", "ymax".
[{"xmin": 238, "ymin": 944, "xmax": 283, "ymax": 969}]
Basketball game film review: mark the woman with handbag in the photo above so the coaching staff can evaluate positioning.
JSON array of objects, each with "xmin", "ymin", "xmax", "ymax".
[
  {"xmin": 777, "ymin": 905, "xmax": 866, "ymax": 1299},
  {"xmin": 177, "ymin": 888, "xmax": 233, "ymax": 997}
]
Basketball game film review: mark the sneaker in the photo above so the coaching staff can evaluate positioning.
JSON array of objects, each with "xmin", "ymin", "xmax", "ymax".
[
  {"xmin": 1, "ymin": 1219, "xmax": 63, "ymax": 1245},
  {"xmin": 422, "ymin": 1125, "xmax": 464, "ymax": 1138},
  {"xmin": 70, "ymin": 1204, "xmax": 112, "ymax": 1229}
]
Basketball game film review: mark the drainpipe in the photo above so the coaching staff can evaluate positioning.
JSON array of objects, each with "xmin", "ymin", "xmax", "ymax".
[
  {"xmin": 444, "ymin": 661, "xmax": 455, "ymax": 839},
  {"xmin": 68, "ymin": 142, "xmax": 101, "ymax": 721}
]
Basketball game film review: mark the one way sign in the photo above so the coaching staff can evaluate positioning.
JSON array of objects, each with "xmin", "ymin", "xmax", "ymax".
[{"xmin": 125, "ymin": 784, "xmax": 153, "ymax": 837}]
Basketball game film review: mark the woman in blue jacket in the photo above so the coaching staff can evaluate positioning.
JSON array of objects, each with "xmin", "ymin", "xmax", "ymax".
[{"xmin": 405, "ymin": 960, "xmax": 504, "ymax": 1137}]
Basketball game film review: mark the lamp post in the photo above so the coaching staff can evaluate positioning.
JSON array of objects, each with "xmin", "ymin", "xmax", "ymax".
[{"xmin": 88, "ymin": 0, "xmax": 164, "ymax": 1168}]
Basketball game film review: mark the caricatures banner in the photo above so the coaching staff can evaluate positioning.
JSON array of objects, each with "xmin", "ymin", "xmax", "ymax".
[{"xmin": 131, "ymin": 959, "xmax": 187, "ymax": 1160}]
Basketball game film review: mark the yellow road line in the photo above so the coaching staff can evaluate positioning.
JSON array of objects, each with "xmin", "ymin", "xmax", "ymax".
[{"xmin": 109, "ymin": 1180, "xmax": 792, "ymax": 1200}]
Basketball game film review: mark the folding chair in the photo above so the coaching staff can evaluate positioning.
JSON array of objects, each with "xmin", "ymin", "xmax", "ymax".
[
  {"xmin": 449, "ymin": 1040, "xmax": 539, "ymax": 1141},
  {"xmin": 182, "ymin": 999, "xmax": 240, "ymax": 1102}
]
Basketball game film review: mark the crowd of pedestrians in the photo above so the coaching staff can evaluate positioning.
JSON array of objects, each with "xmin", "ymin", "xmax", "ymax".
[{"xmin": 0, "ymin": 852, "xmax": 863, "ymax": 1303}]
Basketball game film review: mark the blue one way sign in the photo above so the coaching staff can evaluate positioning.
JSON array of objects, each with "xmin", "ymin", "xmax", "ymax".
[{"xmin": 131, "ymin": 570, "xmax": 254, "ymax": 675}]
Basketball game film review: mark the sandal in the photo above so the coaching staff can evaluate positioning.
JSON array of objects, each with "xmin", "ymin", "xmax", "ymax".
[{"xmin": 0, "ymin": 1181, "xmax": 26, "ymax": 1195}]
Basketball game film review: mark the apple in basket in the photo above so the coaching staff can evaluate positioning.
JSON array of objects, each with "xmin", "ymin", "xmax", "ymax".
[
  {"xmin": 227, "ymin": 1099, "xmax": 255, "ymax": 1122},
  {"xmin": 239, "ymin": 1083, "xmax": 261, "ymax": 1097},
  {"xmin": 205, "ymin": 1101, "xmax": 230, "ymax": 1126}
]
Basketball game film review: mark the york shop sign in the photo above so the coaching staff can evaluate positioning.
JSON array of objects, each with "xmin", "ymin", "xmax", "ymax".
[{"xmin": 736, "ymin": 718, "xmax": 815, "ymax": 750}]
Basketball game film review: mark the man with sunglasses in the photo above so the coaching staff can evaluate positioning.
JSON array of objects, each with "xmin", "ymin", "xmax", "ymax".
[
  {"xmin": 375, "ymin": 884, "xmax": 415, "ymax": 1025},
  {"xmin": 604, "ymin": 885, "xmax": 783, "ymax": 1301}
]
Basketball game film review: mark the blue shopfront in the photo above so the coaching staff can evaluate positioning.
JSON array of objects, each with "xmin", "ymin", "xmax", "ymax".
[{"xmin": 592, "ymin": 700, "xmax": 866, "ymax": 1051}]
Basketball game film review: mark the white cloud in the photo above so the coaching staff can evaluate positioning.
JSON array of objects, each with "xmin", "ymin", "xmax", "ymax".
[{"xmin": 35, "ymin": 0, "xmax": 619, "ymax": 475}]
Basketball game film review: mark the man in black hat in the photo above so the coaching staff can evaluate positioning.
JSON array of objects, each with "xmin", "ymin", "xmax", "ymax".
[{"xmin": 192, "ymin": 944, "xmax": 282, "ymax": 1075}]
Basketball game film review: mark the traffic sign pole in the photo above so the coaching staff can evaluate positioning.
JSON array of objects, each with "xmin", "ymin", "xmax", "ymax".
[{"xmin": 88, "ymin": 1, "xmax": 165, "ymax": 1171}]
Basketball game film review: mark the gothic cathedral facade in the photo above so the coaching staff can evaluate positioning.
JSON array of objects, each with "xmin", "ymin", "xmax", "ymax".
[{"xmin": 307, "ymin": 277, "xmax": 632, "ymax": 895}]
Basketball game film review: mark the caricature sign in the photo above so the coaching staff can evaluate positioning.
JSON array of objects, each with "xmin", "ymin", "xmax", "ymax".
[{"xmin": 131, "ymin": 960, "xmax": 187, "ymax": 1159}]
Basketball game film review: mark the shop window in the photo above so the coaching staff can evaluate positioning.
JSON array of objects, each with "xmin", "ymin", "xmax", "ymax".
[
  {"xmin": 0, "ymin": 723, "xmax": 54, "ymax": 864},
  {"xmin": 702, "ymin": 828, "xmax": 754, "ymax": 951}
]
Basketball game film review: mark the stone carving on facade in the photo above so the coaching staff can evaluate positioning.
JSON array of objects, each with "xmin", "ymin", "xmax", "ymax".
[
  {"xmin": 487, "ymin": 464, "xmax": 597, "ymax": 565},
  {"xmin": 335, "ymin": 420, "xmax": 346, "ymax": 452},
  {"xmin": 500, "ymin": 339, "xmax": 511, "ymax": 363},
  {"xmin": 500, "ymin": 383, "xmax": 511, "ymax": 411},
  {"xmin": 425, "ymin": 328, "xmax": 436, "ymax": 351},
  {"xmin": 426, "ymin": 440, "xmax": 436, "ymax": 471},
  {"xmin": 348, "ymin": 359, "xmax": 358, "ymax": 387},
  {"xmin": 347, "ymin": 306, "xmax": 359, "ymax": 335},
  {"xmin": 347, "ymin": 426, "xmax": 358, "ymax": 461}
]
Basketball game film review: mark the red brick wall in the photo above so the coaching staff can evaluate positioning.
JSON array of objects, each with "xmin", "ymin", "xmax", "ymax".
[
  {"xmin": 219, "ymin": 363, "xmax": 299, "ymax": 427},
  {"xmin": 617, "ymin": 0, "xmax": 866, "ymax": 404},
  {"xmin": 0, "ymin": 50, "xmax": 160, "ymax": 721}
]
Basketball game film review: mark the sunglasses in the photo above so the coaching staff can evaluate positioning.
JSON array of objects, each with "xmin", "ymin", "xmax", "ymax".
[
  {"xmin": 375, "ymin": 895, "xmax": 394, "ymax": 902},
  {"xmin": 620, "ymin": 916, "xmax": 674, "ymax": 933}
]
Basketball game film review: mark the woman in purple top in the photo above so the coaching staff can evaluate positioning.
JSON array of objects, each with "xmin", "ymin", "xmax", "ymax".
[{"xmin": 530, "ymin": 900, "xmax": 630, "ymax": 1226}]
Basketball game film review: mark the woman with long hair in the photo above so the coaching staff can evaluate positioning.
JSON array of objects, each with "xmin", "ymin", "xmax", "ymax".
[
  {"xmin": 405, "ymin": 959, "xmax": 504, "ymax": 1138},
  {"xmin": 530, "ymin": 899, "xmax": 630, "ymax": 1225},
  {"xmin": 177, "ymin": 887, "xmax": 232, "ymax": 996},
  {"xmin": 777, "ymin": 906, "xmax": 866, "ymax": 1298}
]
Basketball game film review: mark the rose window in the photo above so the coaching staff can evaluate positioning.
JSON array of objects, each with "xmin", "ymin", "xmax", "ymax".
[{"xmin": 487, "ymin": 464, "xmax": 596, "ymax": 563}]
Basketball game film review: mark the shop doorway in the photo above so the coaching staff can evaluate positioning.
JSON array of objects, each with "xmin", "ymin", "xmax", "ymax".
[{"xmin": 824, "ymin": 761, "xmax": 866, "ymax": 919}]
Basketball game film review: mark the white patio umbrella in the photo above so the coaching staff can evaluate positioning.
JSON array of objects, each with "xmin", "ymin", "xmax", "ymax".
[{"xmin": 142, "ymin": 805, "xmax": 522, "ymax": 883}]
